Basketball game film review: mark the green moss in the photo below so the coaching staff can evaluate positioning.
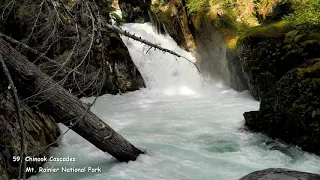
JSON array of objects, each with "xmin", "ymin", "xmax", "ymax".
[
  {"xmin": 288, "ymin": 48, "xmax": 303, "ymax": 54},
  {"xmin": 310, "ymin": 121, "xmax": 320, "ymax": 133},
  {"xmin": 238, "ymin": 20, "xmax": 288, "ymax": 43},
  {"xmin": 309, "ymin": 33, "xmax": 320, "ymax": 40},
  {"xmin": 286, "ymin": 29, "xmax": 298, "ymax": 36},
  {"xmin": 283, "ymin": 44, "xmax": 292, "ymax": 49},
  {"xmin": 110, "ymin": 12, "xmax": 125, "ymax": 26},
  {"xmin": 296, "ymin": 59, "xmax": 320, "ymax": 79},
  {"xmin": 311, "ymin": 78, "xmax": 320, "ymax": 87},
  {"xmin": 301, "ymin": 39, "xmax": 320, "ymax": 47},
  {"xmin": 294, "ymin": 33, "xmax": 306, "ymax": 43},
  {"xmin": 284, "ymin": 30, "xmax": 298, "ymax": 42}
]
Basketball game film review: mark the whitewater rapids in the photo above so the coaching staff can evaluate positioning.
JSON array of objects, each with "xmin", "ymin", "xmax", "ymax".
[{"xmin": 31, "ymin": 23, "xmax": 320, "ymax": 180}]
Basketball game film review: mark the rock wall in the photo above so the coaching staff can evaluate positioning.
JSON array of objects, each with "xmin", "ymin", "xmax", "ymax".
[
  {"xmin": 237, "ymin": 4, "xmax": 320, "ymax": 155},
  {"xmin": 150, "ymin": 0, "xmax": 195, "ymax": 51},
  {"xmin": 237, "ymin": 23, "xmax": 320, "ymax": 100},
  {"xmin": 244, "ymin": 59, "xmax": 320, "ymax": 155},
  {"xmin": 192, "ymin": 17, "xmax": 231, "ymax": 85},
  {"xmin": 227, "ymin": 49, "xmax": 249, "ymax": 91},
  {"xmin": 86, "ymin": 30, "xmax": 146, "ymax": 96}
]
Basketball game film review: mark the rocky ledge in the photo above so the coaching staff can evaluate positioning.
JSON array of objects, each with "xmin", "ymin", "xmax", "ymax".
[{"xmin": 239, "ymin": 168, "xmax": 320, "ymax": 180}]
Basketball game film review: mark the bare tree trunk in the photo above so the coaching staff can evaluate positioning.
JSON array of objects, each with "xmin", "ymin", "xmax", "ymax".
[{"xmin": 0, "ymin": 38, "xmax": 143, "ymax": 162}]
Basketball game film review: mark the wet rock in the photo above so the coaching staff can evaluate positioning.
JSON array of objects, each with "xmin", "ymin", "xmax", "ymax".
[
  {"xmin": 150, "ymin": 0, "xmax": 192, "ymax": 50},
  {"xmin": 239, "ymin": 168, "xmax": 320, "ymax": 180},
  {"xmin": 118, "ymin": 0, "xmax": 151, "ymax": 23},
  {"xmin": 194, "ymin": 19, "xmax": 231, "ymax": 85},
  {"xmin": 244, "ymin": 59, "xmax": 320, "ymax": 155},
  {"xmin": 88, "ymin": 30, "xmax": 146, "ymax": 96},
  {"xmin": 227, "ymin": 49, "xmax": 248, "ymax": 91},
  {"xmin": 237, "ymin": 23, "xmax": 320, "ymax": 100}
]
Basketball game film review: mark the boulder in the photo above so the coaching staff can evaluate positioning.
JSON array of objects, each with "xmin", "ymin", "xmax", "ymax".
[
  {"xmin": 237, "ymin": 23, "xmax": 320, "ymax": 100},
  {"xmin": 245, "ymin": 59, "xmax": 320, "ymax": 155},
  {"xmin": 239, "ymin": 168, "xmax": 320, "ymax": 180}
]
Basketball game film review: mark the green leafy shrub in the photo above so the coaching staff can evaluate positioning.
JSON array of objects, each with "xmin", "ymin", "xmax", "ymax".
[{"xmin": 284, "ymin": 0, "xmax": 320, "ymax": 27}]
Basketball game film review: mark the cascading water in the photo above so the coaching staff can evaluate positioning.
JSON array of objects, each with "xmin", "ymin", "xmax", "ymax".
[{"xmin": 31, "ymin": 23, "xmax": 320, "ymax": 180}]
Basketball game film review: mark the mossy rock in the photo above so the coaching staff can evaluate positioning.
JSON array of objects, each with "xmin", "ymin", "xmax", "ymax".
[
  {"xmin": 245, "ymin": 59, "xmax": 320, "ymax": 155},
  {"xmin": 257, "ymin": 1, "xmax": 294, "ymax": 24},
  {"xmin": 150, "ymin": 1, "xmax": 190, "ymax": 50},
  {"xmin": 237, "ymin": 22, "xmax": 320, "ymax": 100},
  {"xmin": 118, "ymin": 0, "xmax": 151, "ymax": 23}
]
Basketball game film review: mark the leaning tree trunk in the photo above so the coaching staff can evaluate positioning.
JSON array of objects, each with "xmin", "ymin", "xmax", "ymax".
[{"xmin": 0, "ymin": 38, "xmax": 143, "ymax": 162}]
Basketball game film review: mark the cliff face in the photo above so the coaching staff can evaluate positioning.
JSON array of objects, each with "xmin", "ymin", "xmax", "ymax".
[{"xmin": 194, "ymin": 19, "xmax": 232, "ymax": 86}]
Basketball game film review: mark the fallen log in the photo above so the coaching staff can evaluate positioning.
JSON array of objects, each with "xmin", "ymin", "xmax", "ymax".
[{"xmin": 0, "ymin": 38, "xmax": 143, "ymax": 162}]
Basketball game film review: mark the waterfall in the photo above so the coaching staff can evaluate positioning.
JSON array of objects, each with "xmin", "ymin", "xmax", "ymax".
[{"xmin": 30, "ymin": 23, "xmax": 320, "ymax": 180}]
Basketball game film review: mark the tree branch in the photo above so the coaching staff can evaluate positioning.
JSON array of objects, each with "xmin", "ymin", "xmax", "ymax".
[
  {"xmin": 103, "ymin": 23, "xmax": 201, "ymax": 73},
  {"xmin": 0, "ymin": 32, "xmax": 81, "ymax": 74},
  {"xmin": 0, "ymin": 54, "xmax": 26, "ymax": 180}
]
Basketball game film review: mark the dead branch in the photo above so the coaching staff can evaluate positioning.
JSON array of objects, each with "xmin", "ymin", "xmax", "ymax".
[
  {"xmin": 0, "ymin": 32, "xmax": 81, "ymax": 74},
  {"xmin": 69, "ymin": 2, "xmax": 95, "ymax": 75},
  {"xmin": 103, "ymin": 23, "xmax": 201, "ymax": 73},
  {"xmin": 0, "ymin": 54, "xmax": 26, "ymax": 180},
  {"xmin": 24, "ymin": 0, "xmax": 45, "ymax": 45},
  {"xmin": 1, "ymin": 0, "xmax": 15, "ymax": 21}
]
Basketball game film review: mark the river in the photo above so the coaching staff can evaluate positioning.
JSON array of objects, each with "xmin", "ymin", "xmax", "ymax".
[{"xmin": 31, "ymin": 23, "xmax": 320, "ymax": 180}]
